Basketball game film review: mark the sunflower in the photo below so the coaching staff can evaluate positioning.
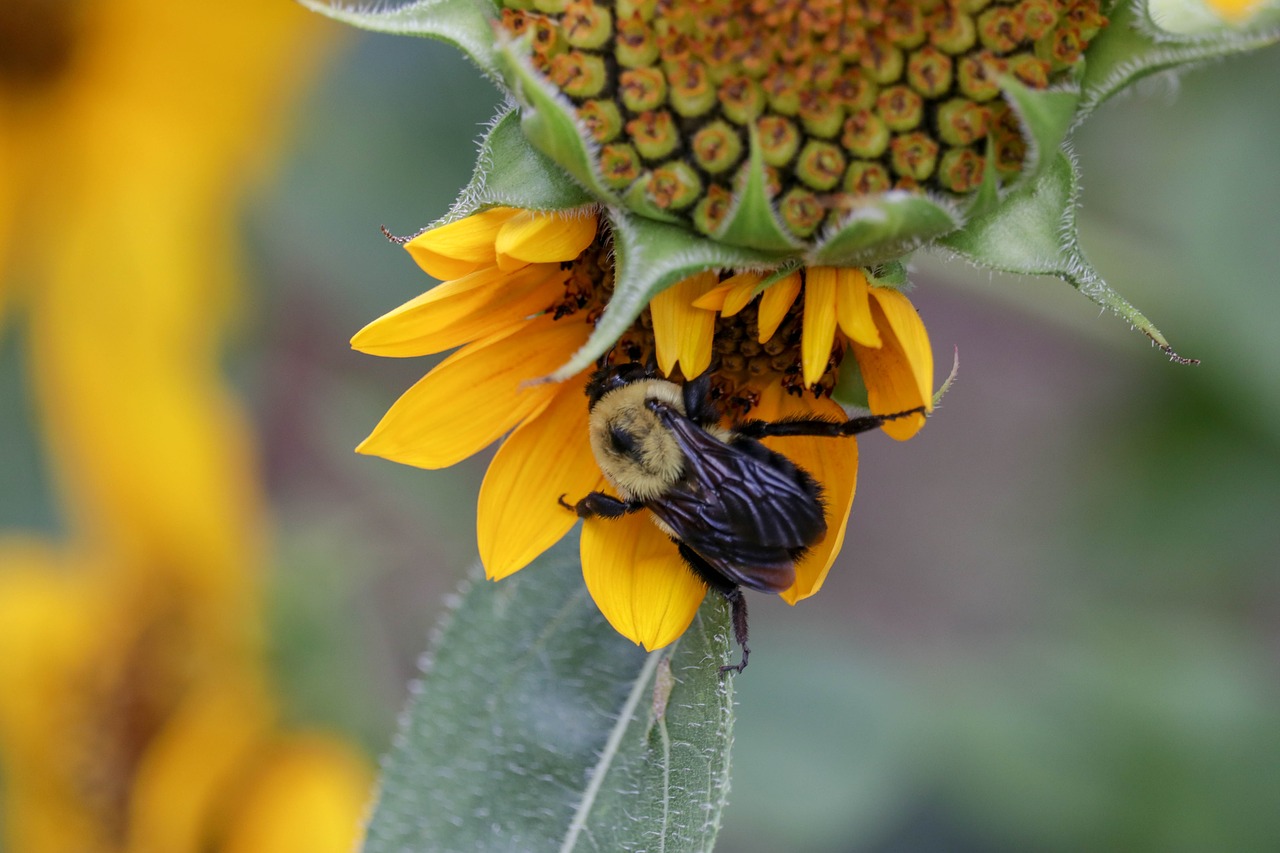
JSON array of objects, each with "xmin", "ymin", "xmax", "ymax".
[
  {"xmin": 0, "ymin": 1, "xmax": 372, "ymax": 847},
  {"xmin": 0, "ymin": 542, "xmax": 373, "ymax": 853},
  {"xmin": 355, "ymin": 205, "xmax": 933, "ymax": 650}
]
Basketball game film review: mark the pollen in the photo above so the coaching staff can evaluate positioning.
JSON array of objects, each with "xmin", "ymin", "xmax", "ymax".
[{"xmin": 499, "ymin": 0, "xmax": 1105, "ymax": 240}]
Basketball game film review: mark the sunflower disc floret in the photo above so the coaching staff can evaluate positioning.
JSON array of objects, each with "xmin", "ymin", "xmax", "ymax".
[{"xmin": 501, "ymin": 0, "xmax": 1106, "ymax": 240}]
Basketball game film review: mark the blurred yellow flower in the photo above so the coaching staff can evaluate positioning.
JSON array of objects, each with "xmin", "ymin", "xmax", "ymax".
[
  {"xmin": 354, "ymin": 207, "xmax": 933, "ymax": 650},
  {"xmin": 0, "ymin": 0, "xmax": 372, "ymax": 849},
  {"xmin": 1204, "ymin": 0, "xmax": 1270, "ymax": 22},
  {"xmin": 0, "ymin": 544, "xmax": 372, "ymax": 853}
]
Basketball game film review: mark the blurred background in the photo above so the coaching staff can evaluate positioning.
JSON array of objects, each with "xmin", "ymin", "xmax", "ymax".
[{"xmin": 1, "ymin": 2, "xmax": 1277, "ymax": 851}]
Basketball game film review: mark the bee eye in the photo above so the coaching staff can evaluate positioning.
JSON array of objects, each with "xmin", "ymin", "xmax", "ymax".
[{"xmin": 608, "ymin": 426, "xmax": 637, "ymax": 456}]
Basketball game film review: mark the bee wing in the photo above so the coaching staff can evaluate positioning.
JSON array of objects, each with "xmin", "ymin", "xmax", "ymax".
[{"xmin": 648, "ymin": 408, "xmax": 827, "ymax": 594}]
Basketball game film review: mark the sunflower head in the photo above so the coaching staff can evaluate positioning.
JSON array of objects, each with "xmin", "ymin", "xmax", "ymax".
[
  {"xmin": 495, "ymin": 0, "xmax": 1106, "ymax": 250},
  {"xmin": 310, "ymin": 0, "xmax": 1278, "ymax": 365},
  {"xmin": 353, "ymin": 207, "xmax": 934, "ymax": 649}
]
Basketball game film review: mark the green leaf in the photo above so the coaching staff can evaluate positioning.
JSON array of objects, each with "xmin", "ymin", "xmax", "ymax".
[
  {"xmin": 809, "ymin": 192, "xmax": 961, "ymax": 268},
  {"xmin": 713, "ymin": 127, "xmax": 804, "ymax": 252},
  {"xmin": 446, "ymin": 108, "xmax": 593, "ymax": 219},
  {"xmin": 497, "ymin": 42, "xmax": 621, "ymax": 203},
  {"xmin": 299, "ymin": 0, "xmax": 501, "ymax": 77},
  {"xmin": 940, "ymin": 150, "xmax": 1196, "ymax": 362},
  {"xmin": 548, "ymin": 210, "xmax": 791, "ymax": 381},
  {"xmin": 1079, "ymin": 0, "xmax": 1280, "ymax": 119},
  {"xmin": 363, "ymin": 535, "xmax": 737, "ymax": 852}
]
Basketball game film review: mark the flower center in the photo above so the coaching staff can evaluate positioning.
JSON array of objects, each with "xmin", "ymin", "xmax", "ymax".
[
  {"xmin": 549, "ymin": 227, "xmax": 841, "ymax": 415},
  {"xmin": 499, "ymin": 0, "xmax": 1106, "ymax": 239},
  {"xmin": 0, "ymin": 0, "xmax": 83, "ymax": 93}
]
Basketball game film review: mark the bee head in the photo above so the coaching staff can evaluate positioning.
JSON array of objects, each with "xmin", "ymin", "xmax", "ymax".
[
  {"xmin": 585, "ymin": 372, "xmax": 688, "ymax": 501},
  {"xmin": 584, "ymin": 361, "xmax": 658, "ymax": 409}
]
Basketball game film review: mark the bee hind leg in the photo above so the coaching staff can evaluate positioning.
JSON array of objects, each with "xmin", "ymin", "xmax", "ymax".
[
  {"xmin": 673, "ymin": 543, "xmax": 753, "ymax": 674},
  {"xmin": 558, "ymin": 491, "xmax": 643, "ymax": 519},
  {"xmin": 719, "ymin": 587, "xmax": 750, "ymax": 675}
]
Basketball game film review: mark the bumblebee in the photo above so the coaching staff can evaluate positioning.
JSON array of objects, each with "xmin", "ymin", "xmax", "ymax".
[{"xmin": 560, "ymin": 362, "xmax": 925, "ymax": 673}]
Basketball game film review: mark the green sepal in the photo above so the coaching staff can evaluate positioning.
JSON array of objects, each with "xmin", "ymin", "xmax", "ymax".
[
  {"xmin": 809, "ymin": 192, "xmax": 961, "ymax": 268},
  {"xmin": 1079, "ymin": 0, "xmax": 1280, "ymax": 119},
  {"xmin": 831, "ymin": 357, "xmax": 871, "ymax": 411},
  {"xmin": 362, "ymin": 536, "xmax": 736, "ymax": 853},
  {"xmin": 868, "ymin": 260, "xmax": 909, "ymax": 287},
  {"xmin": 548, "ymin": 209, "xmax": 790, "ymax": 381},
  {"xmin": 940, "ymin": 150, "xmax": 1195, "ymax": 363},
  {"xmin": 963, "ymin": 139, "xmax": 1004, "ymax": 220},
  {"xmin": 998, "ymin": 78, "xmax": 1080, "ymax": 190},
  {"xmin": 622, "ymin": 178, "xmax": 685, "ymax": 224},
  {"xmin": 443, "ymin": 107, "xmax": 593, "ymax": 221},
  {"xmin": 496, "ymin": 39, "xmax": 622, "ymax": 204},
  {"xmin": 712, "ymin": 127, "xmax": 805, "ymax": 252},
  {"xmin": 299, "ymin": 0, "xmax": 501, "ymax": 78}
]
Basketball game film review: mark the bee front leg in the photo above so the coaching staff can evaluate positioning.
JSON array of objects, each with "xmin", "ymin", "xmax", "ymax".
[
  {"xmin": 558, "ymin": 491, "xmax": 644, "ymax": 519},
  {"xmin": 736, "ymin": 405, "xmax": 928, "ymax": 439}
]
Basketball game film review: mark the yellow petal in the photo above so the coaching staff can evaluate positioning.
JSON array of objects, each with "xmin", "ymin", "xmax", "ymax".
[
  {"xmin": 0, "ymin": 549, "xmax": 105, "ymax": 764},
  {"xmin": 404, "ymin": 207, "xmax": 520, "ymax": 281},
  {"xmin": 757, "ymin": 271, "xmax": 801, "ymax": 343},
  {"xmin": 221, "ymin": 734, "xmax": 374, "ymax": 853},
  {"xmin": 494, "ymin": 209, "xmax": 598, "ymax": 269},
  {"xmin": 581, "ymin": 512, "xmax": 707, "ymax": 651},
  {"xmin": 721, "ymin": 271, "xmax": 765, "ymax": 316},
  {"xmin": 129, "ymin": 669, "xmax": 275, "ymax": 853},
  {"xmin": 751, "ymin": 391, "xmax": 859, "ymax": 604},
  {"xmin": 478, "ymin": 375, "xmax": 605, "ymax": 580},
  {"xmin": 691, "ymin": 283, "xmax": 733, "ymax": 312},
  {"xmin": 350, "ymin": 263, "xmax": 567, "ymax": 357},
  {"xmin": 852, "ymin": 289, "xmax": 934, "ymax": 442},
  {"xmin": 871, "ymin": 287, "xmax": 933, "ymax": 405},
  {"xmin": 833, "ymin": 268, "xmax": 881, "ymax": 348},
  {"xmin": 800, "ymin": 267, "xmax": 839, "ymax": 387},
  {"xmin": 650, "ymin": 271, "xmax": 719, "ymax": 378},
  {"xmin": 356, "ymin": 315, "xmax": 589, "ymax": 468},
  {"xmin": 692, "ymin": 274, "xmax": 765, "ymax": 315}
]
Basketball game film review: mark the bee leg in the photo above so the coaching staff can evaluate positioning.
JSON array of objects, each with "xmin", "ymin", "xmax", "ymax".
[
  {"xmin": 558, "ymin": 491, "xmax": 644, "ymax": 519},
  {"xmin": 681, "ymin": 370, "xmax": 721, "ymax": 427},
  {"xmin": 673, "ymin": 543, "xmax": 753, "ymax": 674},
  {"xmin": 736, "ymin": 405, "xmax": 928, "ymax": 439},
  {"xmin": 719, "ymin": 588, "xmax": 750, "ymax": 675}
]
